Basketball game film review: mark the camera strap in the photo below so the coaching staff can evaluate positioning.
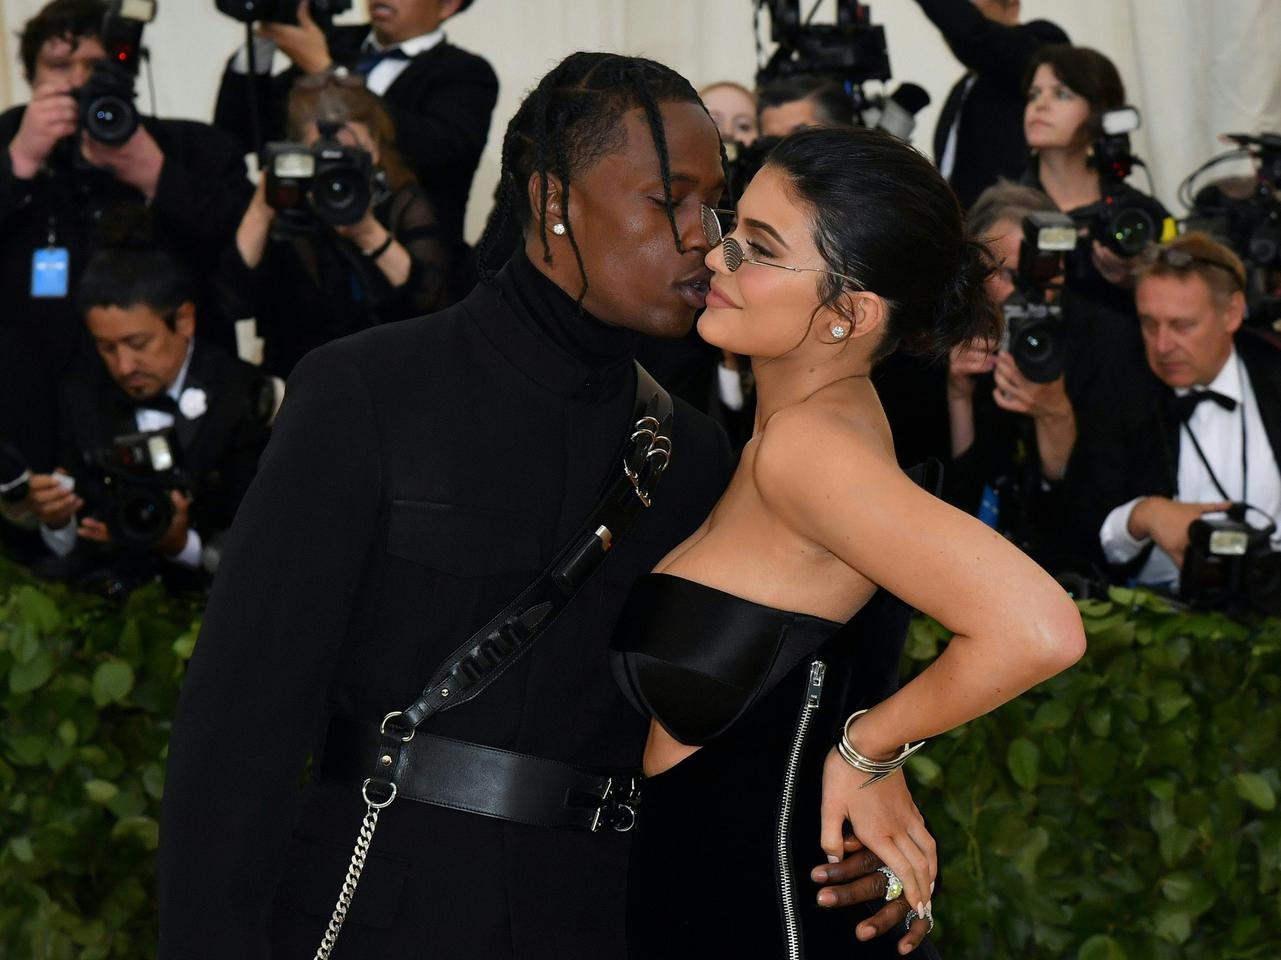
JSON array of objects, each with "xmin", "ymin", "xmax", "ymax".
[
  {"xmin": 311, "ymin": 361, "xmax": 674, "ymax": 960},
  {"xmin": 1178, "ymin": 354, "xmax": 1248, "ymax": 504}
]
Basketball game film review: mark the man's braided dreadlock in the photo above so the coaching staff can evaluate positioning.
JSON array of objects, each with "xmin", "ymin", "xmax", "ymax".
[{"xmin": 477, "ymin": 52, "xmax": 730, "ymax": 303}]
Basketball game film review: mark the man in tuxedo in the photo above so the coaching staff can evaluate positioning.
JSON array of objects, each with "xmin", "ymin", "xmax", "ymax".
[
  {"xmin": 1, "ymin": 0, "xmax": 252, "ymax": 421},
  {"xmin": 214, "ymin": 0, "xmax": 497, "ymax": 253},
  {"xmin": 1080, "ymin": 233, "xmax": 1281, "ymax": 586},
  {"xmin": 912, "ymin": 0, "xmax": 1068, "ymax": 209},
  {"xmin": 24, "ymin": 245, "xmax": 271, "ymax": 590}
]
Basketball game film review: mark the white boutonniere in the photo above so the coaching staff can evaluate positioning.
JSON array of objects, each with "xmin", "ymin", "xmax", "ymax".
[{"xmin": 178, "ymin": 387, "xmax": 208, "ymax": 420}]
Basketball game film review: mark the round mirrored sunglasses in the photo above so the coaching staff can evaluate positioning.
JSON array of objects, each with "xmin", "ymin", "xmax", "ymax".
[{"xmin": 699, "ymin": 204, "xmax": 864, "ymax": 288}]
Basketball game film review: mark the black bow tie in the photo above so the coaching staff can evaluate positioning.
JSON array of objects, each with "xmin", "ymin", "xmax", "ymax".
[
  {"xmin": 1172, "ymin": 389, "xmax": 1238, "ymax": 423},
  {"xmin": 354, "ymin": 46, "xmax": 410, "ymax": 75}
]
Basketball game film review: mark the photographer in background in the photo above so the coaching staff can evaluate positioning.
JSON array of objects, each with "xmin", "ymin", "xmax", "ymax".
[
  {"xmin": 214, "ymin": 0, "xmax": 497, "ymax": 261},
  {"xmin": 1021, "ymin": 45, "xmax": 1170, "ymax": 316},
  {"xmin": 221, "ymin": 75, "xmax": 451, "ymax": 377},
  {"xmin": 1081, "ymin": 233, "xmax": 1281, "ymax": 589},
  {"xmin": 912, "ymin": 0, "xmax": 1067, "ymax": 209},
  {"xmin": 0, "ymin": 0, "xmax": 251, "ymax": 404},
  {"xmin": 756, "ymin": 74, "xmax": 855, "ymax": 137},
  {"xmin": 699, "ymin": 80, "xmax": 758, "ymax": 147},
  {"xmin": 947, "ymin": 182, "xmax": 1147, "ymax": 568},
  {"xmin": 24, "ymin": 245, "xmax": 270, "ymax": 592}
]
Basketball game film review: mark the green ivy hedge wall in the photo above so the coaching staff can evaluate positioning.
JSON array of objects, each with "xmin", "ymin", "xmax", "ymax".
[{"xmin": 1, "ymin": 556, "xmax": 1278, "ymax": 958}]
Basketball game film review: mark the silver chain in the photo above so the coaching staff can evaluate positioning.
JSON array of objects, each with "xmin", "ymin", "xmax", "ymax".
[{"xmin": 312, "ymin": 798, "xmax": 384, "ymax": 960}]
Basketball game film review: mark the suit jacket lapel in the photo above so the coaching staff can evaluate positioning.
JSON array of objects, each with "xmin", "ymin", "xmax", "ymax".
[{"xmin": 1239, "ymin": 333, "xmax": 1281, "ymax": 465}]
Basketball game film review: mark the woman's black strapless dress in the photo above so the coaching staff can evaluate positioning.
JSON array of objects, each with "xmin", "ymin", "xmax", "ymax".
[{"xmin": 610, "ymin": 573, "xmax": 940, "ymax": 960}]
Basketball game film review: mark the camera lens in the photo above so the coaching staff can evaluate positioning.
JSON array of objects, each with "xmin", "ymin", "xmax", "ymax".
[
  {"xmin": 116, "ymin": 489, "xmax": 174, "ymax": 547},
  {"xmin": 1108, "ymin": 207, "xmax": 1156, "ymax": 257},
  {"xmin": 1013, "ymin": 324, "xmax": 1064, "ymax": 383},
  {"xmin": 84, "ymin": 94, "xmax": 138, "ymax": 145},
  {"xmin": 312, "ymin": 169, "xmax": 368, "ymax": 226}
]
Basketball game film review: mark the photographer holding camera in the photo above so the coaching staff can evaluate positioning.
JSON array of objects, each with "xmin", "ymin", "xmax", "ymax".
[
  {"xmin": 1082, "ymin": 233, "xmax": 1281, "ymax": 601},
  {"xmin": 25, "ymin": 244, "xmax": 270, "ymax": 591},
  {"xmin": 221, "ymin": 74, "xmax": 450, "ymax": 377},
  {"xmin": 0, "ymin": 0, "xmax": 252, "ymax": 382},
  {"xmin": 912, "ymin": 0, "xmax": 1068, "ymax": 210},
  {"xmin": 1022, "ymin": 45, "xmax": 1171, "ymax": 316},
  {"xmin": 947, "ymin": 181, "xmax": 1148, "ymax": 567},
  {"xmin": 214, "ymin": 0, "xmax": 496, "ymax": 259}
]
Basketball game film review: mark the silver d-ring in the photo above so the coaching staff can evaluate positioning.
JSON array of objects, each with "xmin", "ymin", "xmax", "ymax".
[
  {"xmin": 362, "ymin": 778, "xmax": 398, "ymax": 809},
  {"xmin": 380, "ymin": 710, "xmax": 415, "ymax": 743},
  {"xmin": 611, "ymin": 803, "xmax": 637, "ymax": 833}
]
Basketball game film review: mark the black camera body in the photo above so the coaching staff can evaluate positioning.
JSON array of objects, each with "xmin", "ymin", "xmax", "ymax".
[
  {"xmin": 86, "ymin": 429, "xmax": 188, "ymax": 550},
  {"xmin": 1181, "ymin": 504, "xmax": 1281, "ymax": 616},
  {"xmin": 756, "ymin": 0, "xmax": 891, "ymax": 89},
  {"xmin": 1071, "ymin": 107, "xmax": 1171, "ymax": 258},
  {"xmin": 215, "ymin": 0, "xmax": 350, "ymax": 24},
  {"xmin": 264, "ymin": 128, "xmax": 374, "ymax": 229},
  {"xmin": 78, "ymin": 0, "xmax": 155, "ymax": 145},
  {"xmin": 1000, "ymin": 212, "xmax": 1076, "ymax": 383}
]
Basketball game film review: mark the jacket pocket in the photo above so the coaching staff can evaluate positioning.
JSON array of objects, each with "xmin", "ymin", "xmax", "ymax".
[{"xmin": 386, "ymin": 499, "xmax": 542, "ymax": 577}]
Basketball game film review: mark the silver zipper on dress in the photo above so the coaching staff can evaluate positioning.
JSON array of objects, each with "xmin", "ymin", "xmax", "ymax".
[{"xmin": 777, "ymin": 659, "xmax": 827, "ymax": 960}]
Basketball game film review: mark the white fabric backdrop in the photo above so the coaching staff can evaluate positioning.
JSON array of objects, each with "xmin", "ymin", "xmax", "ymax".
[{"xmin": 3, "ymin": 0, "xmax": 1280, "ymax": 242}]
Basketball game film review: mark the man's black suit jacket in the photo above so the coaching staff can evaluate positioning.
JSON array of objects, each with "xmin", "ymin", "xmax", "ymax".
[
  {"xmin": 1073, "ymin": 329, "xmax": 1281, "ymax": 576},
  {"xmin": 214, "ymin": 28, "xmax": 498, "ymax": 249},
  {"xmin": 56, "ymin": 339, "xmax": 270, "ymax": 547},
  {"xmin": 157, "ymin": 272, "xmax": 734, "ymax": 959},
  {"xmin": 0, "ymin": 111, "xmax": 251, "ymax": 382},
  {"xmin": 915, "ymin": 0, "xmax": 1068, "ymax": 209}
]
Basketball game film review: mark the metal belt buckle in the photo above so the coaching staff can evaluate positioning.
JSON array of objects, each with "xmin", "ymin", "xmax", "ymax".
[
  {"xmin": 589, "ymin": 775, "xmax": 640, "ymax": 833},
  {"xmin": 623, "ymin": 415, "xmax": 671, "ymax": 508}
]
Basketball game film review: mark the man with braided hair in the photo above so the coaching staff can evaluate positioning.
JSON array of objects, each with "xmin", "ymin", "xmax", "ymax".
[{"xmin": 160, "ymin": 52, "xmax": 922, "ymax": 959}]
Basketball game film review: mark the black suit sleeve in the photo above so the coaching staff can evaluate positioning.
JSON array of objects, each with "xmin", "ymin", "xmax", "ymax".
[
  {"xmin": 149, "ymin": 120, "xmax": 252, "ymax": 268},
  {"xmin": 159, "ymin": 345, "xmax": 382, "ymax": 959},
  {"xmin": 385, "ymin": 53, "xmax": 499, "ymax": 189},
  {"xmin": 913, "ymin": 0, "xmax": 1057, "ymax": 91}
]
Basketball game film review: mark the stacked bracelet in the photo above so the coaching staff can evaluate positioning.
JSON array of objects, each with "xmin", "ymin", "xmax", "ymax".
[{"xmin": 836, "ymin": 709, "xmax": 926, "ymax": 787}]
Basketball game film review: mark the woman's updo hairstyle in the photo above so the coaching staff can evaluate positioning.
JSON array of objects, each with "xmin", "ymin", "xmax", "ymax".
[
  {"xmin": 764, "ymin": 126, "xmax": 999, "ymax": 362},
  {"xmin": 1025, "ymin": 45, "xmax": 1126, "ymax": 138}
]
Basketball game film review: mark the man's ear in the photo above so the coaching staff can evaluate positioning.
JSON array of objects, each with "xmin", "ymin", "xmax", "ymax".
[
  {"xmin": 525, "ymin": 171, "xmax": 566, "ymax": 238},
  {"xmin": 173, "ymin": 301, "xmax": 197, "ymax": 339},
  {"xmin": 1223, "ymin": 290, "xmax": 1246, "ymax": 335},
  {"xmin": 440, "ymin": 0, "xmax": 466, "ymax": 19}
]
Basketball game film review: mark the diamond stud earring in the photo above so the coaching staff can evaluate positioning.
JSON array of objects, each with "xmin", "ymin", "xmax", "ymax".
[
  {"xmin": 551, "ymin": 223, "xmax": 567, "ymax": 236},
  {"xmin": 831, "ymin": 324, "xmax": 848, "ymax": 339}
]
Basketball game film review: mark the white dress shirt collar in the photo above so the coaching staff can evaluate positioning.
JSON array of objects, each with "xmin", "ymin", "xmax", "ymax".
[{"xmin": 363, "ymin": 27, "xmax": 445, "ymax": 57}]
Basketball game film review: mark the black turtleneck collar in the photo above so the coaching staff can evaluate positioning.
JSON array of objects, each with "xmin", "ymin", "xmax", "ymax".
[{"xmin": 479, "ymin": 246, "xmax": 639, "ymax": 399}]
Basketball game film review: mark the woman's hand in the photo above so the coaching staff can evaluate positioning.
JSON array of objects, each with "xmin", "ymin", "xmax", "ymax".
[
  {"xmin": 1090, "ymin": 240, "xmax": 1137, "ymax": 288},
  {"xmin": 947, "ymin": 337, "xmax": 997, "ymax": 401},
  {"xmin": 820, "ymin": 747, "xmax": 936, "ymax": 936},
  {"xmin": 236, "ymin": 176, "xmax": 276, "ymax": 270}
]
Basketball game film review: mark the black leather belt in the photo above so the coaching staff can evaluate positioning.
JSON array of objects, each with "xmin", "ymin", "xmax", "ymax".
[{"xmin": 320, "ymin": 714, "xmax": 641, "ymax": 833}]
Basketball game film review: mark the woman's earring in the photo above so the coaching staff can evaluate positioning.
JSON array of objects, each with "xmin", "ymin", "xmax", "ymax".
[
  {"xmin": 551, "ymin": 223, "xmax": 567, "ymax": 236},
  {"xmin": 831, "ymin": 324, "xmax": 848, "ymax": 340}
]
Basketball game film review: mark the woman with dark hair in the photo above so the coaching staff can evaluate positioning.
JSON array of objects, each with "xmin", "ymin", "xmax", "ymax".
[
  {"xmin": 220, "ymin": 74, "xmax": 452, "ymax": 377},
  {"xmin": 611, "ymin": 127, "xmax": 1086, "ymax": 958},
  {"xmin": 1022, "ymin": 45, "xmax": 1170, "ymax": 301}
]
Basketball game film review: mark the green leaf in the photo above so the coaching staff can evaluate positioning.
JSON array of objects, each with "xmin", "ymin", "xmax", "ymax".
[
  {"xmin": 8, "ymin": 649, "xmax": 55, "ymax": 693},
  {"xmin": 1154, "ymin": 904, "xmax": 1193, "ymax": 944},
  {"xmin": 110, "ymin": 815, "xmax": 159, "ymax": 850},
  {"xmin": 1235, "ymin": 772, "xmax": 1277, "ymax": 811},
  {"xmin": 91, "ymin": 659, "xmax": 134, "ymax": 706},
  {"xmin": 56, "ymin": 719, "xmax": 77, "ymax": 747},
  {"xmin": 84, "ymin": 779, "xmax": 119, "ymax": 805},
  {"xmin": 1078, "ymin": 934, "xmax": 1126, "ymax": 960},
  {"xmin": 906, "ymin": 753, "xmax": 942, "ymax": 787},
  {"xmin": 1031, "ymin": 700, "xmax": 1073, "ymax": 731},
  {"xmin": 172, "ymin": 630, "xmax": 197, "ymax": 660},
  {"xmin": 1007, "ymin": 738, "xmax": 1040, "ymax": 791},
  {"xmin": 8, "ymin": 835, "xmax": 34, "ymax": 863},
  {"xmin": 13, "ymin": 585, "xmax": 61, "ymax": 634}
]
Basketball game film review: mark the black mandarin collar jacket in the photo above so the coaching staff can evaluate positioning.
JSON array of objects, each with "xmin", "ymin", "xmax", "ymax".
[{"xmin": 159, "ymin": 259, "xmax": 733, "ymax": 960}]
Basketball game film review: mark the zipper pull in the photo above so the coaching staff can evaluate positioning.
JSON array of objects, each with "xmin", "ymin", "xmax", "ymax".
[{"xmin": 806, "ymin": 660, "xmax": 826, "ymax": 708}]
